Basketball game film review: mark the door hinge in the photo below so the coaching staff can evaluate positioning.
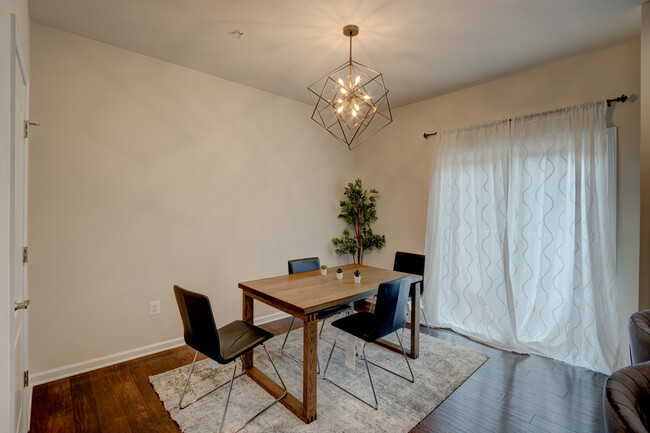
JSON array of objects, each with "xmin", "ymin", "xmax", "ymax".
[
  {"xmin": 23, "ymin": 247, "xmax": 28, "ymax": 264},
  {"xmin": 23, "ymin": 370, "xmax": 29, "ymax": 387},
  {"xmin": 23, "ymin": 121, "xmax": 40, "ymax": 138}
]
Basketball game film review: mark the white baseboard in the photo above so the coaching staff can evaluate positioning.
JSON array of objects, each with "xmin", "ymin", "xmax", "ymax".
[
  {"xmin": 254, "ymin": 310, "xmax": 289, "ymax": 325},
  {"xmin": 30, "ymin": 337, "xmax": 186, "ymax": 387},
  {"xmin": 30, "ymin": 311, "xmax": 291, "ymax": 387}
]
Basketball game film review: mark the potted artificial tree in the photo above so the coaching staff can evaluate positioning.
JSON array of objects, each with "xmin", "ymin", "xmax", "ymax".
[{"xmin": 331, "ymin": 179, "xmax": 386, "ymax": 265}]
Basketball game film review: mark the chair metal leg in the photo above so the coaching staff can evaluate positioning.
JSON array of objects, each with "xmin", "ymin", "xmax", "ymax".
[
  {"xmin": 178, "ymin": 351, "xmax": 198, "ymax": 409},
  {"xmin": 395, "ymin": 331, "xmax": 415, "ymax": 383},
  {"xmin": 211, "ymin": 345, "xmax": 288, "ymax": 433},
  {"xmin": 281, "ymin": 316, "xmax": 321, "ymax": 374},
  {"xmin": 280, "ymin": 316, "xmax": 296, "ymax": 354},
  {"xmin": 218, "ymin": 362, "xmax": 238, "ymax": 433},
  {"xmin": 361, "ymin": 332, "xmax": 415, "ymax": 384},
  {"xmin": 322, "ymin": 330, "xmax": 339, "ymax": 378},
  {"xmin": 403, "ymin": 299, "xmax": 432, "ymax": 349},
  {"xmin": 401, "ymin": 303, "xmax": 408, "ymax": 341},
  {"xmin": 180, "ymin": 347, "xmax": 287, "ymax": 433},
  {"xmin": 227, "ymin": 344, "xmax": 288, "ymax": 433},
  {"xmin": 321, "ymin": 309, "xmax": 351, "ymax": 339},
  {"xmin": 362, "ymin": 344, "xmax": 379, "ymax": 410},
  {"xmin": 401, "ymin": 300, "xmax": 412, "ymax": 342},
  {"xmin": 263, "ymin": 344, "xmax": 287, "ymax": 393},
  {"xmin": 319, "ymin": 318, "xmax": 327, "ymax": 338},
  {"xmin": 178, "ymin": 351, "xmax": 245, "ymax": 410},
  {"xmin": 323, "ymin": 333, "xmax": 378, "ymax": 410}
]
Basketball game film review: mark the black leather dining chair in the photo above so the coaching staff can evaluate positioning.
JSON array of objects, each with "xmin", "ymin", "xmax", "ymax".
[
  {"xmin": 393, "ymin": 251, "xmax": 430, "ymax": 341},
  {"xmin": 280, "ymin": 257, "xmax": 352, "ymax": 369},
  {"xmin": 174, "ymin": 285, "xmax": 286, "ymax": 433},
  {"xmin": 629, "ymin": 310, "xmax": 650, "ymax": 365},
  {"xmin": 287, "ymin": 257, "xmax": 321, "ymax": 275},
  {"xmin": 323, "ymin": 275, "xmax": 414, "ymax": 410}
]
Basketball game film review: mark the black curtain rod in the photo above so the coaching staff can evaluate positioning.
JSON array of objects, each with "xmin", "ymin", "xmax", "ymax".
[
  {"xmin": 607, "ymin": 94, "xmax": 628, "ymax": 107},
  {"xmin": 423, "ymin": 94, "xmax": 628, "ymax": 139}
]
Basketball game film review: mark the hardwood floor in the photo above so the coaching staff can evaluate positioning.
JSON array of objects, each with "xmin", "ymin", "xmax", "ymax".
[{"xmin": 30, "ymin": 318, "xmax": 608, "ymax": 432}]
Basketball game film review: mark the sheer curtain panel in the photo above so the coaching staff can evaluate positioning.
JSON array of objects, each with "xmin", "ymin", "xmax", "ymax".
[{"xmin": 424, "ymin": 101, "xmax": 620, "ymax": 373}]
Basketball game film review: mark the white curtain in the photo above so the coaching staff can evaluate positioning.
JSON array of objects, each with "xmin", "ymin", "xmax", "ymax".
[{"xmin": 424, "ymin": 101, "xmax": 621, "ymax": 374}]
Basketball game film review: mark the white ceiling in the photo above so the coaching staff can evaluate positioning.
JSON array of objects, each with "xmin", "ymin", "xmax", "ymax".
[{"xmin": 29, "ymin": 0, "xmax": 644, "ymax": 108}]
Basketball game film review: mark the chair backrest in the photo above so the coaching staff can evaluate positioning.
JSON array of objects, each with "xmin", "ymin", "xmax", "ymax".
[
  {"xmin": 603, "ymin": 361, "xmax": 650, "ymax": 433},
  {"xmin": 288, "ymin": 257, "xmax": 320, "ymax": 274},
  {"xmin": 372, "ymin": 275, "xmax": 412, "ymax": 340},
  {"xmin": 174, "ymin": 285, "xmax": 222, "ymax": 362},
  {"xmin": 393, "ymin": 252, "xmax": 425, "ymax": 296},
  {"xmin": 630, "ymin": 311, "xmax": 650, "ymax": 365}
]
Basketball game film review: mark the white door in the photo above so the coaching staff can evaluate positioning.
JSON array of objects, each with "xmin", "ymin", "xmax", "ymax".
[{"xmin": 10, "ymin": 14, "xmax": 30, "ymax": 433}]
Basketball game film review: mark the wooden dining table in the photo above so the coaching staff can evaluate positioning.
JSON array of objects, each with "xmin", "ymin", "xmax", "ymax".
[{"xmin": 238, "ymin": 263, "xmax": 423, "ymax": 424}]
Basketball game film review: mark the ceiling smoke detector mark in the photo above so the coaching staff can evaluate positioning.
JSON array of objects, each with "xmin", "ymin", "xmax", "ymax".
[{"xmin": 231, "ymin": 30, "xmax": 245, "ymax": 39}]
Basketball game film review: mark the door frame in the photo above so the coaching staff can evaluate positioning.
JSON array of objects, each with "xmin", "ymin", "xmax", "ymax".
[{"xmin": 9, "ymin": 12, "xmax": 30, "ymax": 433}]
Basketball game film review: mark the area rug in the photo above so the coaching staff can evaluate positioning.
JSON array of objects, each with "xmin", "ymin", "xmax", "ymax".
[{"xmin": 150, "ymin": 326, "xmax": 488, "ymax": 433}]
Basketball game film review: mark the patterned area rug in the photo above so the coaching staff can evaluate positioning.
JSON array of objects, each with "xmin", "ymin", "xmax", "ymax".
[{"xmin": 150, "ymin": 326, "xmax": 488, "ymax": 433}]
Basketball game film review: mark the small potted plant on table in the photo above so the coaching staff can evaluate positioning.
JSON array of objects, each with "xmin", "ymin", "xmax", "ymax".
[
  {"xmin": 336, "ymin": 267, "xmax": 343, "ymax": 280},
  {"xmin": 354, "ymin": 269, "xmax": 361, "ymax": 283},
  {"xmin": 321, "ymin": 265, "xmax": 327, "ymax": 276}
]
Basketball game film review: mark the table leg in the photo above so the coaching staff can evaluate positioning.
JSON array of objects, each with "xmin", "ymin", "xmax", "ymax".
[
  {"xmin": 242, "ymin": 293, "xmax": 254, "ymax": 369},
  {"xmin": 240, "ymin": 297, "xmax": 317, "ymax": 423},
  {"xmin": 303, "ymin": 315, "xmax": 318, "ymax": 422},
  {"xmin": 410, "ymin": 282, "xmax": 421, "ymax": 359}
]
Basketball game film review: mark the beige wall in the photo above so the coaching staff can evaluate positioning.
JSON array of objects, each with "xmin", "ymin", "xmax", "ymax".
[
  {"xmin": 1, "ymin": 0, "xmax": 30, "ymax": 429},
  {"xmin": 357, "ymin": 41, "xmax": 641, "ymax": 364},
  {"xmin": 28, "ymin": 24, "xmax": 355, "ymax": 374},
  {"xmin": 28, "ymin": 23, "xmax": 643, "ymax": 375},
  {"xmin": 640, "ymin": 2, "xmax": 650, "ymax": 311}
]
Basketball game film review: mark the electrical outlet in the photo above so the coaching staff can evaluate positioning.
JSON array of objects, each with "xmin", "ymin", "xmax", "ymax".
[{"xmin": 149, "ymin": 300, "xmax": 160, "ymax": 315}]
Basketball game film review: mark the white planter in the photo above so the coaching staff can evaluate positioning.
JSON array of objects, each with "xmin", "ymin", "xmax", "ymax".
[
  {"xmin": 321, "ymin": 269, "xmax": 327, "ymax": 275},
  {"xmin": 336, "ymin": 273, "xmax": 343, "ymax": 280},
  {"xmin": 354, "ymin": 275, "xmax": 361, "ymax": 284}
]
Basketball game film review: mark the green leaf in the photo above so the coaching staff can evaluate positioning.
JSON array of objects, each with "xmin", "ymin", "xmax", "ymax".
[{"xmin": 331, "ymin": 178, "xmax": 386, "ymax": 264}]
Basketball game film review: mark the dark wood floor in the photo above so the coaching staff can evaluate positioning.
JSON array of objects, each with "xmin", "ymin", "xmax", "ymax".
[{"xmin": 30, "ymin": 317, "xmax": 608, "ymax": 433}]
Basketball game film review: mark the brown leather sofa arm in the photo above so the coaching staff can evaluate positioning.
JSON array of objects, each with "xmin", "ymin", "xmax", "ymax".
[{"xmin": 603, "ymin": 361, "xmax": 650, "ymax": 433}]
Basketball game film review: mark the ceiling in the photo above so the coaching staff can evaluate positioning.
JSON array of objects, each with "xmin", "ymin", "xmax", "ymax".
[{"xmin": 29, "ymin": 0, "xmax": 644, "ymax": 108}]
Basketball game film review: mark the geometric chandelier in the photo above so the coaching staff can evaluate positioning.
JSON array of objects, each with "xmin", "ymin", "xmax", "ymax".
[{"xmin": 308, "ymin": 25, "xmax": 392, "ymax": 150}]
